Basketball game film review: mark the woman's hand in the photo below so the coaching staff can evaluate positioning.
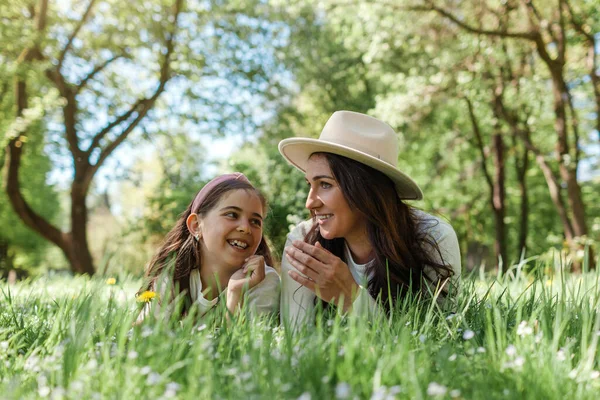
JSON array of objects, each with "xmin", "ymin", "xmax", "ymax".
[
  {"xmin": 227, "ymin": 255, "xmax": 266, "ymax": 314},
  {"xmin": 285, "ymin": 240, "xmax": 360, "ymax": 312}
]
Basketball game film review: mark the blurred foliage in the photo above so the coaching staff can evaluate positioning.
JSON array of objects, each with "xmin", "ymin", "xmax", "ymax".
[
  {"xmin": 0, "ymin": 123, "xmax": 61, "ymax": 275},
  {"xmin": 2, "ymin": 0, "xmax": 599, "ymax": 274},
  {"xmin": 220, "ymin": 0, "xmax": 600, "ymax": 268}
]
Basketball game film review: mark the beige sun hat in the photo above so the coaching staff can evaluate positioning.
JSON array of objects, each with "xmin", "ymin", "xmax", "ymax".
[{"xmin": 278, "ymin": 110, "xmax": 423, "ymax": 200}]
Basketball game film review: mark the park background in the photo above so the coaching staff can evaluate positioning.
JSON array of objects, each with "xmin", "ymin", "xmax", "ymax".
[
  {"xmin": 2, "ymin": 1, "xmax": 600, "ymax": 399},
  {"xmin": 2, "ymin": 0, "xmax": 599, "ymax": 279}
]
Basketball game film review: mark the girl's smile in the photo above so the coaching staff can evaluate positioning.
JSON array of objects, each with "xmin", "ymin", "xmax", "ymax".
[{"xmin": 197, "ymin": 189, "xmax": 264, "ymax": 272}]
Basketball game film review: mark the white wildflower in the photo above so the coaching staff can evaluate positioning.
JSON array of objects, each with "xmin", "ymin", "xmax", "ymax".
[
  {"xmin": 448, "ymin": 354, "xmax": 457, "ymax": 361},
  {"xmin": 463, "ymin": 330, "xmax": 475, "ymax": 340},
  {"xmin": 0, "ymin": 341, "xmax": 8, "ymax": 350},
  {"xmin": 427, "ymin": 382, "xmax": 447, "ymax": 396},
  {"xmin": 513, "ymin": 356, "xmax": 525, "ymax": 367},
  {"xmin": 370, "ymin": 387, "xmax": 387, "ymax": 400},
  {"xmin": 240, "ymin": 372, "xmax": 252, "ymax": 380},
  {"xmin": 146, "ymin": 372, "xmax": 161, "ymax": 385},
  {"xmin": 163, "ymin": 382, "xmax": 180, "ymax": 398},
  {"xmin": 141, "ymin": 327, "xmax": 153, "ymax": 338},
  {"xmin": 86, "ymin": 359, "xmax": 98, "ymax": 369},
  {"xmin": 389, "ymin": 386, "xmax": 401, "ymax": 395},
  {"xmin": 69, "ymin": 380, "xmax": 84, "ymax": 392},
  {"xmin": 197, "ymin": 324, "xmax": 207, "ymax": 332},
  {"xmin": 322, "ymin": 376, "xmax": 331, "ymax": 384},
  {"xmin": 590, "ymin": 371, "xmax": 600, "ymax": 380},
  {"xmin": 450, "ymin": 389, "xmax": 461, "ymax": 398},
  {"xmin": 505, "ymin": 345, "xmax": 517, "ymax": 357},
  {"xmin": 516, "ymin": 321, "xmax": 533, "ymax": 337},
  {"xmin": 38, "ymin": 386, "xmax": 50, "ymax": 397},
  {"xmin": 51, "ymin": 386, "xmax": 66, "ymax": 400},
  {"xmin": 503, "ymin": 389, "xmax": 510, "ymax": 396},
  {"xmin": 556, "ymin": 349, "xmax": 566, "ymax": 361},
  {"xmin": 24, "ymin": 354, "xmax": 41, "ymax": 372},
  {"xmin": 419, "ymin": 335, "xmax": 427, "ymax": 343},
  {"xmin": 140, "ymin": 366, "xmax": 152, "ymax": 375},
  {"xmin": 297, "ymin": 392, "xmax": 311, "ymax": 400},
  {"xmin": 127, "ymin": 351, "xmax": 138, "ymax": 360},
  {"xmin": 411, "ymin": 330, "xmax": 418, "ymax": 336},
  {"xmin": 335, "ymin": 382, "xmax": 351, "ymax": 399},
  {"xmin": 477, "ymin": 347, "xmax": 486, "ymax": 353}
]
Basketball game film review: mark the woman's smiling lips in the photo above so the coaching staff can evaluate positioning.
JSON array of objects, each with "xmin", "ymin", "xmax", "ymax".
[{"xmin": 316, "ymin": 213, "xmax": 333, "ymax": 225}]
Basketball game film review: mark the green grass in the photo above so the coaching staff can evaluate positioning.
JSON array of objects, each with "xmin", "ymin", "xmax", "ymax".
[{"xmin": 1, "ymin": 255, "xmax": 599, "ymax": 399}]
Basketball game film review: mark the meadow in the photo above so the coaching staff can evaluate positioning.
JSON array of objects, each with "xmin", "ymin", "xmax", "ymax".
[{"xmin": 1, "ymin": 254, "xmax": 599, "ymax": 399}]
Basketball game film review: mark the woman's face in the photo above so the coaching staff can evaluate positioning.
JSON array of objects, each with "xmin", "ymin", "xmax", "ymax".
[
  {"xmin": 196, "ymin": 189, "xmax": 264, "ymax": 272},
  {"xmin": 304, "ymin": 154, "xmax": 367, "ymax": 241}
]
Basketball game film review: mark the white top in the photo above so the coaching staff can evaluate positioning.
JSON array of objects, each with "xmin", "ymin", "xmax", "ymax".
[
  {"xmin": 280, "ymin": 211, "xmax": 461, "ymax": 328},
  {"xmin": 139, "ymin": 265, "xmax": 280, "ymax": 321}
]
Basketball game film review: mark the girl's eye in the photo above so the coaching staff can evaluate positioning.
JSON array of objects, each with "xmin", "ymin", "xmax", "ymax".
[
  {"xmin": 225, "ymin": 212, "xmax": 238, "ymax": 218},
  {"xmin": 251, "ymin": 219, "xmax": 262, "ymax": 227},
  {"xmin": 320, "ymin": 181, "xmax": 332, "ymax": 189}
]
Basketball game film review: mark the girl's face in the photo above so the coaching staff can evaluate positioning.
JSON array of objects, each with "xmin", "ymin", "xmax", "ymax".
[
  {"xmin": 197, "ymin": 189, "xmax": 264, "ymax": 272},
  {"xmin": 304, "ymin": 155, "xmax": 367, "ymax": 242}
]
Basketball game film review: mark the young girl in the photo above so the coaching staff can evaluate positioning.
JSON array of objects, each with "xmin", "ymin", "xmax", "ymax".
[{"xmin": 137, "ymin": 173, "xmax": 280, "ymax": 321}]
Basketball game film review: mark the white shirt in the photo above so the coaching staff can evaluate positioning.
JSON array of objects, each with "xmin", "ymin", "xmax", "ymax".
[
  {"xmin": 280, "ymin": 211, "xmax": 461, "ymax": 328},
  {"xmin": 140, "ymin": 265, "xmax": 280, "ymax": 321}
]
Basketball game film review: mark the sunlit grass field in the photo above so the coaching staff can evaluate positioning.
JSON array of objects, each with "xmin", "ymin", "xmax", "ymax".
[{"xmin": 1, "ymin": 255, "xmax": 599, "ymax": 399}]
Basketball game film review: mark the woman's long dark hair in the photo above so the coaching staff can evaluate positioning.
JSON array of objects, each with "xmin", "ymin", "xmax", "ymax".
[
  {"xmin": 140, "ymin": 180, "xmax": 273, "ymax": 314},
  {"xmin": 305, "ymin": 153, "xmax": 454, "ymax": 308}
]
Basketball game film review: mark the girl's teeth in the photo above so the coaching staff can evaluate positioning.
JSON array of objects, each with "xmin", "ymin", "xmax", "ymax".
[{"xmin": 229, "ymin": 240, "xmax": 248, "ymax": 249}]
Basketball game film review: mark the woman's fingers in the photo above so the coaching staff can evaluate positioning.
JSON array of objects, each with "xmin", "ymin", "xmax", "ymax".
[
  {"xmin": 285, "ymin": 246, "xmax": 323, "ymax": 271},
  {"xmin": 285, "ymin": 251, "xmax": 320, "ymax": 282},
  {"xmin": 288, "ymin": 270, "xmax": 316, "ymax": 292},
  {"xmin": 292, "ymin": 240, "xmax": 333, "ymax": 263}
]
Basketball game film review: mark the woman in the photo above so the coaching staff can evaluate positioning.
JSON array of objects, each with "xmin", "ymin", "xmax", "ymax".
[{"xmin": 278, "ymin": 111, "xmax": 461, "ymax": 327}]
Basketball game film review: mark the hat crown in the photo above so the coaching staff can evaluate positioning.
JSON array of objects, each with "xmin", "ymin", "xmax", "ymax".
[{"xmin": 320, "ymin": 111, "xmax": 398, "ymax": 166}]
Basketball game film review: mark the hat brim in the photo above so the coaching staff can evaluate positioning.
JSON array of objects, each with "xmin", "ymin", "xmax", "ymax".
[{"xmin": 278, "ymin": 137, "xmax": 423, "ymax": 200}]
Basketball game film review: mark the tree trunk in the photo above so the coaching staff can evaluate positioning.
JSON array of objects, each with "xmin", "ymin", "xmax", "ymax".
[
  {"xmin": 0, "ymin": 240, "xmax": 11, "ymax": 274},
  {"xmin": 68, "ymin": 179, "xmax": 95, "ymax": 275},
  {"xmin": 550, "ymin": 73, "xmax": 589, "ymax": 238},
  {"xmin": 492, "ymin": 132, "xmax": 507, "ymax": 266},
  {"xmin": 515, "ymin": 141, "xmax": 529, "ymax": 257}
]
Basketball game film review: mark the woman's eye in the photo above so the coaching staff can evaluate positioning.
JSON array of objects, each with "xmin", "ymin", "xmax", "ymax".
[
  {"xmin": 320, "ymin": 182, "xmax": 332, "ymax": 189},
  {"xmin": 251, "ymin": 219, "xmax": 262, "ymax": 227},
  {"xmin": 225, "ymin": 212, "xmax": 237, "ymax": 218}
]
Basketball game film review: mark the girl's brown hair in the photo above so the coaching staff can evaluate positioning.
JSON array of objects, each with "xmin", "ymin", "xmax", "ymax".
[
  {"xmin": 305, "ymin": 153, "xmax": 454, "ymax": 308},
  {"xmin": 141, "ymin": 179, "xmax": 273, "ymax": 313}
]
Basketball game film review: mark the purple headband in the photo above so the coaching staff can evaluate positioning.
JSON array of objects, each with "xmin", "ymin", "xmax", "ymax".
[{"xmin": 191, "ymin": 172, "xmax": 251, "ymax": 212}]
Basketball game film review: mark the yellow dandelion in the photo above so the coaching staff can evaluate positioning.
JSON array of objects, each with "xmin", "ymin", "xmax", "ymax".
[
  {"xmin": 137, "ymin": 291, "xmax": 157, "ymax": 303},
  {"xmin": 106, "ymin": 278, "xmax": 116, "ymax": 285},
  {"xmin": 546, "ymin": 279, "xmax": 553, "ymax": 286}
]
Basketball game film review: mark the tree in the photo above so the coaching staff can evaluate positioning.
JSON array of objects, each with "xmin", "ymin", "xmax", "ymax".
[
  {"xmin": 3, "ymin": 0, "xmax": 284, "ymax": 274},
  {"xmin": 410, "ymin": 0, "xmax": 597, "ymax": 267}
]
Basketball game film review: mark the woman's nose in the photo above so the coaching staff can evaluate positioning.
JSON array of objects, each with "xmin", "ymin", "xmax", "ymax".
[{"xmin": 305, "ymin": 187, "xmax": 321, "ymax": 210}]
